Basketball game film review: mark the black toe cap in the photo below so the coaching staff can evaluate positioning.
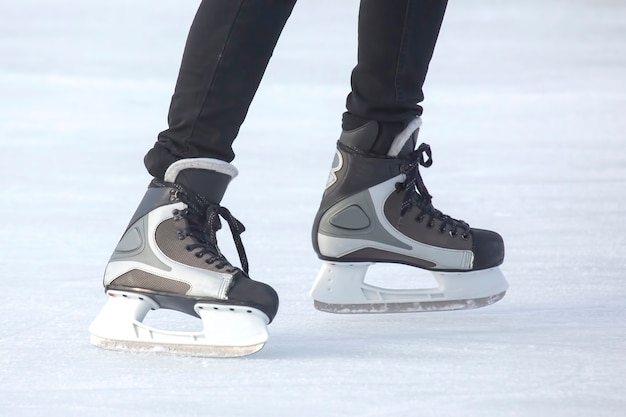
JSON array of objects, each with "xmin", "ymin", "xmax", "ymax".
[
  {"xmin": 471, "ymin": 229, "xmax": 505, "ymax": 270},
  {"xmin": 228, "ymin": 273, "xmax": 279, "ymax": 323}
]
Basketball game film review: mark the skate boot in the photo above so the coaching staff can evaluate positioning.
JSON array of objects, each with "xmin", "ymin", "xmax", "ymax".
[
  {"xmin": 310, "ymin": 117, "xmax": 508, "ymax": 313},
  {"xmin": 89, "ymin": 159, "xmax": 278, "ymax": 357}
]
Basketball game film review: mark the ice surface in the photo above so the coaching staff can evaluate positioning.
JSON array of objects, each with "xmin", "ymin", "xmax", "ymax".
[{"xmin": 0, "ymin": 0, "xmax": 625, "ymax": 416}]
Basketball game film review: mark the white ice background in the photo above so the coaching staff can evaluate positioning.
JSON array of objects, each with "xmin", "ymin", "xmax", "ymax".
[{"xmin": 0, "ymin": 0, "xmax": 625, "ymax": 416}]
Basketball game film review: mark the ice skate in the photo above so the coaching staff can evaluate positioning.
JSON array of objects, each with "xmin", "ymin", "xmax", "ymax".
[
  {"xmin": 311, "ymin": 117, "xmax": 508, "ymax": 313},
  {"xmin": 89, "ymin": 159, "xmax": 278, "ymax": 357}
]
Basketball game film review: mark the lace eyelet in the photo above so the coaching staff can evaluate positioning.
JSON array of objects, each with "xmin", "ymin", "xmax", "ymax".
[
  {"xmin": 461, "ymin": 232, "xmax": 470, "ymax": 240},
  {"xmin": 185, "ymin": 244, "xmax": 192, "ymax": 251},
  {"xmin": 449, "ymin": 230, "xmax": 457, "ymax": 238},
  {"xmin": 416, "ymin": 215, "xmax": 424, "ymax": 223},
  {"xmin": 439, "ymin": 227, "xmax": 446, "ymax": 234},
  {"xmin": 427, "ymin": 221, "xmax": 434, "ymax": 229}
]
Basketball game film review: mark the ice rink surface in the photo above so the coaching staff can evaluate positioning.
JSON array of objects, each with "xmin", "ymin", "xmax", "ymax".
[{"xmin": 0, "ymin": 1, "xmax": 625, "ymax": 416}]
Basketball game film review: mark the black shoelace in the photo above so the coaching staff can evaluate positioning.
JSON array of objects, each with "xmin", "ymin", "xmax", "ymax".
[
  {"xmin": 167, "ymin": 182, "xmax": 249, "ymax": 274},
  {"xmin": 396, "ymin": 143, "xmax": 471, "ymax": 239}
]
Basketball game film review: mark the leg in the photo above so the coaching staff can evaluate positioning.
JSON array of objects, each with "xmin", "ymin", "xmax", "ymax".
[
  {"xmin": 310, "ymin": 0, "xmax": 507, "ymax": 313},
  {"xmin": 344, "ymin": 0, "xmax": 447, "ymax": 153},
  {"xmin": 145, "ymin": 0, "xmax": 297, "ymax": 180}
]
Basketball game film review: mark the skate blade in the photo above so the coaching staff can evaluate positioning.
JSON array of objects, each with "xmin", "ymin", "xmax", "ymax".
[
  {"xmin": 310, "ymin": 262, "xmax": 508, "ymax": 314},
  {"xmin": 313, "ymin": 290, "xmax": 506, "ymax": 314},
  {"xmin": 89, "ymin": 334, "xmax": 265, "ymax": 358},
  {"xmin": 89, "ymin": 291, "xmax": 269, "ymax": 358}
]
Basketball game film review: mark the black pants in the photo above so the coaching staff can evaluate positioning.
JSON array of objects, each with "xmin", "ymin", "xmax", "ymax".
[{"xmin": 145, "ymin": 0, "xmax": 448, "ymax": 179}]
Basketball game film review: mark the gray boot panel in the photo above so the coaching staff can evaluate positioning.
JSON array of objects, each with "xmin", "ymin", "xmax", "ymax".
[
  {"xmin": 318, "ymin": 189, "xmax": 411, "ymax": 251},
  {"xmin": 328, "ymin": 205, "xmax": 371, "ymax": 230},
  {"xmin": 109, "ymin": 215, "xmax": 171, "ymax": 272},
  {"xmin": 316, "ymin": 180, "xmax": 474, "ymax": 270}
]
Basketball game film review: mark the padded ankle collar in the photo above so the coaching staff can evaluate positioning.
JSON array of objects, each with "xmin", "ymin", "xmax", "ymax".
[{"xmin": 164, "ymin": 158, "xmax": 238, "ymax": 183}]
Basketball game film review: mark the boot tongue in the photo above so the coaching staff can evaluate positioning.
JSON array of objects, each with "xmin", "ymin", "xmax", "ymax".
[
  {"xmin": 175, "ymin": 169, "xmax": 231, "ymax": 204},
  {"xmin": 164, "ymin": 159, "xmax": 238, "ymax": 204}
]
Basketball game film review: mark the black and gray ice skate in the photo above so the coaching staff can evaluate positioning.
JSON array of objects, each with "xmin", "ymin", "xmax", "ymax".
[
  {"xmin": 310, "ymin": 117, "xmax": 508, "ymax": 313},
  {"xmin": 89, "ymin": 159, "xmax": 278, "ymax": 357}
]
